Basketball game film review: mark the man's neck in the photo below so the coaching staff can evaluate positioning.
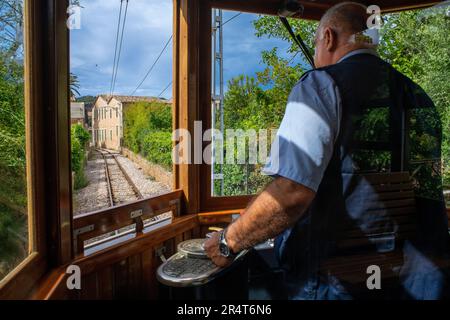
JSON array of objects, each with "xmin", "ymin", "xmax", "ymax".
[{"xmin": 333, "ymin": 45, "xmax": 371, "ymax": 64}]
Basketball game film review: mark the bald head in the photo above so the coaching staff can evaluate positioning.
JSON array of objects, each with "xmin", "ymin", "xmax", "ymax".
[
  {"xmin": 319, "ymin": 2, "xmax": 369, "ymax": 37},
  {"xmin": 314, "ymin": 2, "xmax": 373, "ymax": 68}
]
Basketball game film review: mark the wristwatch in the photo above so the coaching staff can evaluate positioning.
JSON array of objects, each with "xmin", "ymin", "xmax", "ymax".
[{"xmin": 218, "ymin": 228, "xmax": 236, "ymax": 258}]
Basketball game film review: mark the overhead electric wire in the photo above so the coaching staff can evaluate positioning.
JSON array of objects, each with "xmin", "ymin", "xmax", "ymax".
[
  {"xmin": 222, "ymin": 12, "xmax": 242, "ymax": 27},
  {"xmin": 288, "ymin": 51, "xmax": 299, "ymax": 64},
  {"xmin": 111, "ymin": 0, "xmax": 130, "ymax": 96},
  {"xmin": 158, "ymin": 81, "xmax": 172, "ymax": 98},
  {"xmin": 129, "ymin": 34, "xmax": 173, "ymax": 96},
  {"xmin": 130, "ymin": 11, "xmax": 240, "ymax": 97},
  {"xmin": 111, "ymin": 0, "xmax": 129, "ymax": 94},
  {"xmin": 109, "ymin": 0, "xmax": 124, "ymax": 96}
]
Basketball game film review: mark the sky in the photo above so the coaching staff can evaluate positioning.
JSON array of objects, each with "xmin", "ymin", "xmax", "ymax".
[{"xmin": 70, "ymin": 0, "xmax": 300, "ymax": 99}]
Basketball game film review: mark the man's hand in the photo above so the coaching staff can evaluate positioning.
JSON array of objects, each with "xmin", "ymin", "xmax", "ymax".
[{"xmin": 204, "ymin": 232, "xmax": 233, "ymax": 268}]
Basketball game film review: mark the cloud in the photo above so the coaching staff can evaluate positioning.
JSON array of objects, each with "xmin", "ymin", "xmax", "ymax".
[
  {"xmin": 71, "ymin": 0, "xmax": 173, "ymax": 97},
  {"xmin": 70, "ymin": 3, "xmax": 296, "ymax": 98}
]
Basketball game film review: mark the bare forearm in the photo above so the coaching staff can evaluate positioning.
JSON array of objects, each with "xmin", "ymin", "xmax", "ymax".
[{"xmin": 226, "ymin": 177, "xmax": 314, "ymax": 253}]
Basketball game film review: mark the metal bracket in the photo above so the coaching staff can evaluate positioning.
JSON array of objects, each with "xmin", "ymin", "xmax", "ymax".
[
  {"xmin": 130, "ymin": 209, "xmax": 143, "ymax": 219},
  {"xmin": 169, "ymin": 199, "xmax": 181, "ymax": 217},
  {"xmin": 155, "ymin": 246, "xmax": 167, "ymax": 263},
  {"xmin": 73, "ymin": 224, "xmax": 94, "ymax": 237}
]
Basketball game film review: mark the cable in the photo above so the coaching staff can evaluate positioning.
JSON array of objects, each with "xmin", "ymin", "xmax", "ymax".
[
  {"xmin": 130, "ymin": 34, "xmax": 173, "ymax": 96},
  {"xmin": 109, "ymin": 0, "xmax": 124, "ymax": 96},
  {"xmin": 111, "ymin": 0, "xmax": 130, "ymax": 96},
  {"xmin": 222, "ymin": 12, "xmax": 242, "ymax": 27},
  {"xmin": 287, "ymin": 51, "xmax": 299, "ymax": 64},
  {"xmin": 129, "ymin": 11, "xmax": 239, "ymax": 97},
  {"xmin": 158, "ymin": 81, "xmax": 172, "ymax": 98}
]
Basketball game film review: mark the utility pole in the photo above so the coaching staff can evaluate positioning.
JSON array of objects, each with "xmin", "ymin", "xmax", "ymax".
[{"xmin": 211, "ymin": 9, "xmax": 224, "ymax": 196}]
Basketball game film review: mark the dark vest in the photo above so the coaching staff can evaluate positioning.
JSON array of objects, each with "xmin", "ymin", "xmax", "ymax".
[{"xmin": 276, "ymin": 53, "xmax": 449, "ymax": 299}]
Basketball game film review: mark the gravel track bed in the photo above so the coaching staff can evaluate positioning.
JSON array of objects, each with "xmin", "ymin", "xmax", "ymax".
[
  {"xmin": 105, "ymin": 154, "xmax": 139, "ymax": 205},
  {"xmin": 73, "ymin": 151, "xmax": 110, "ymax": 216},
  {"xmin": 73, "ymin": 150, "xmax": 171, "ymax": 216},
  {"xmin": 115, "ymin": 153, "xmax": 171, "ymax": 198}
]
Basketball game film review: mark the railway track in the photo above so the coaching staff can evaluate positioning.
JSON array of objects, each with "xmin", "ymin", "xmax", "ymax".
[{"xmin": 98, "ymin": 149, "xmax": 143, "ymax": 207}]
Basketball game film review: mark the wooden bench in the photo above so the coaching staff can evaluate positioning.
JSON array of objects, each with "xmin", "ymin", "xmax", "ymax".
[{"xmin": 320, "ymin": 172, "xmax": 418, "ymax": 297}]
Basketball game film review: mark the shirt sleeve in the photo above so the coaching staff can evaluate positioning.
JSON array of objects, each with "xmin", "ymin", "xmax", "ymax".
[{"xmin": 262, "ymin": 70, "xmax": 342, "ymax": 192}]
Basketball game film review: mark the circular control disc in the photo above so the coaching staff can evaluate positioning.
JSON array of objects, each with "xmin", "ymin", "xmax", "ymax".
[{"xmin": 177, "ymin": 238, "xmax": 208, "ymax": 258}]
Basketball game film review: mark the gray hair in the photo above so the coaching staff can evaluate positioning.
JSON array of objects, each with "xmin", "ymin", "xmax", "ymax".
[{"xmin": 319, "ymin": 2, "xmax": 369, "ymax": 36}]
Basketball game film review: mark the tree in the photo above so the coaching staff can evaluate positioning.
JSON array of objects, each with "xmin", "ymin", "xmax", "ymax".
[
  {"xmin": 378, "ymin": 9, "xmax": 450, "ymax": 187},
  {"xmin": 70, "ymin": 73, "xmax": 81, "ymax": 99},
  {"xmin": 0, "ymin": 0, "xmax": 23, "ymax": 59}
]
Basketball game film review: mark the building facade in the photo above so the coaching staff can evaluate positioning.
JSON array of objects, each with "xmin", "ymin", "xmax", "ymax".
[
  {"xmin": 70, "ymin": 102, "xmax": 85, "ymax": 126},
  {"xmin": 92, "ymin": 95, "xmax": 167, "ymax": 151}
]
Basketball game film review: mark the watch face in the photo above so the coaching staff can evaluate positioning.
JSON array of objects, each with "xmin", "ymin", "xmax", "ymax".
[{"xmin": 219, "ymin": 242, "xmax": 230, "ymax": 257}]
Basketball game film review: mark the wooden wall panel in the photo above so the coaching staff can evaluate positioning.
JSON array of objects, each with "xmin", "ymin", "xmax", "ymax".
[
  {"xmin": 97, "ymin": 266, "xmax": 114, "ymax": 300},
  {"xmin": 128, "ymin": 254, "xmax": 143, "ymax": 299},
  {"xmin": 44, "ymin": 215, "xmax": 199, "ymax": 299},
  {"xmin": 140, "ymin": 249, "xmax": 154, "ymax": 300},
  {"xmin": 80, "ymin": 272, "xmax": 98, "ymax": 300}
]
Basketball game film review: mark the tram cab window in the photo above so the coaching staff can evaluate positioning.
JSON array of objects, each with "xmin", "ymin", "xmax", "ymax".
[
  {"xmin": 209, "ymin": 10, "xmax": 317, "ymax": 197},
  {"xmin": 69, "ymin": 1, "xmax": 174, "ymax": 250},
  {"xmin": 0, "ymin": 0, "xmax": 31, "ymax": 282},
  {"xmin": 207, "ymin": 7, "xmax": 450, "ymax": 210}
]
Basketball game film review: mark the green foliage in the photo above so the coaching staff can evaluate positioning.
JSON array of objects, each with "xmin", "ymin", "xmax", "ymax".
[
  {"xmin": 142, "ymin": 131, "xmax": 172, "ymax": 170},
  {"xmin": 72, "ymin": 123, "xmax": 90, "ymax": 149},
  {"xmin": 378, "ymin": 9, "xmax": 450, "ymax": 186},
  {"xmin": 0, "ymin": 204, "xmax": 27, "ymax": 279},
  {"xmin": 71, "ymin": 124, "xmax": 90, "ymax": 190},
  {"xmin": 76, "ymin": 95, "xmax": 96, "ymax": 104},
  {"xmin": 0, "ymin": 53, "xmax": 25, "ymax": 169},
  {"xmin": 123, "ymin": 101, "xmax": 173, "ymax": 170},
  {"xmin": 70, "ymin": 73, "xmax": 81, "ymax": 99},
  {"xmin": 0, "ymin": 52, "xmax": 27, "ymax": 277},
  {"xmin": 214, "ymin": 17, "xmax": 314, "ymax": 196}
]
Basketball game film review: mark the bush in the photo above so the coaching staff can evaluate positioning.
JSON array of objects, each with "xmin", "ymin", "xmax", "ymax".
[
  {"xmin": 123, "ymin": 101, "xmax": 173, "ymax": 170},
  {"xmin": 71, "ymin": 124, "xmax": 90, "ymax": 190},
  {"xmin": 142, "ymin": 131, "xmax": 172, "ymax": 170}
]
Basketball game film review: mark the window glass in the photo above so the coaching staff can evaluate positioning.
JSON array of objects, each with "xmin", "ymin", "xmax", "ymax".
[
  {"xmin": 209, "ymin": 7, "xmax": 449, "ymax": 206},
  {"xmin": 378, "ymin": 6, "xmax": 449, "ymax": 205},
  {"xmin": 0, "ymin": 0, "xmax": 30, "ymax": 281},
  {"xmin": 210, "ymin": 9, "xmax": 316, "ymax": 196}
]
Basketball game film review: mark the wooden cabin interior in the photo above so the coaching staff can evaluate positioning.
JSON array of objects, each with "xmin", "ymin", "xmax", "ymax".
[{"xmin": 0, "ymin": 0, "xmax": 448, "ymax": 300}]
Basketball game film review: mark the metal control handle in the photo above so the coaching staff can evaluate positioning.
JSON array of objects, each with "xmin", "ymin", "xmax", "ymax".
[{"xmin": 205, "ymin": 227, "xmax": 223, "ymax": 239}]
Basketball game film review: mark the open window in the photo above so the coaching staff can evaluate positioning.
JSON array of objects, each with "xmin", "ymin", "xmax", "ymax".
[
  {"xmin": 0, "ymin": 0, "xmax": 31, "ymax": 283},
  {"xmin": 69, "ymin": 1, "xmax": 178, "ymax": 255}
]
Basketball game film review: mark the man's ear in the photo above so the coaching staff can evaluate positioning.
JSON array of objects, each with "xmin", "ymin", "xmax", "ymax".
[{"xmin": 323, "ymin": 27, "xmax": 337, "ymax": 52}]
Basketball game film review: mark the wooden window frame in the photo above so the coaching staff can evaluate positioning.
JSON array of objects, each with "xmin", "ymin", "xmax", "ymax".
[{"xmin": 0, "ymin": 0, "xmax": 73, "ymax": 299}]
